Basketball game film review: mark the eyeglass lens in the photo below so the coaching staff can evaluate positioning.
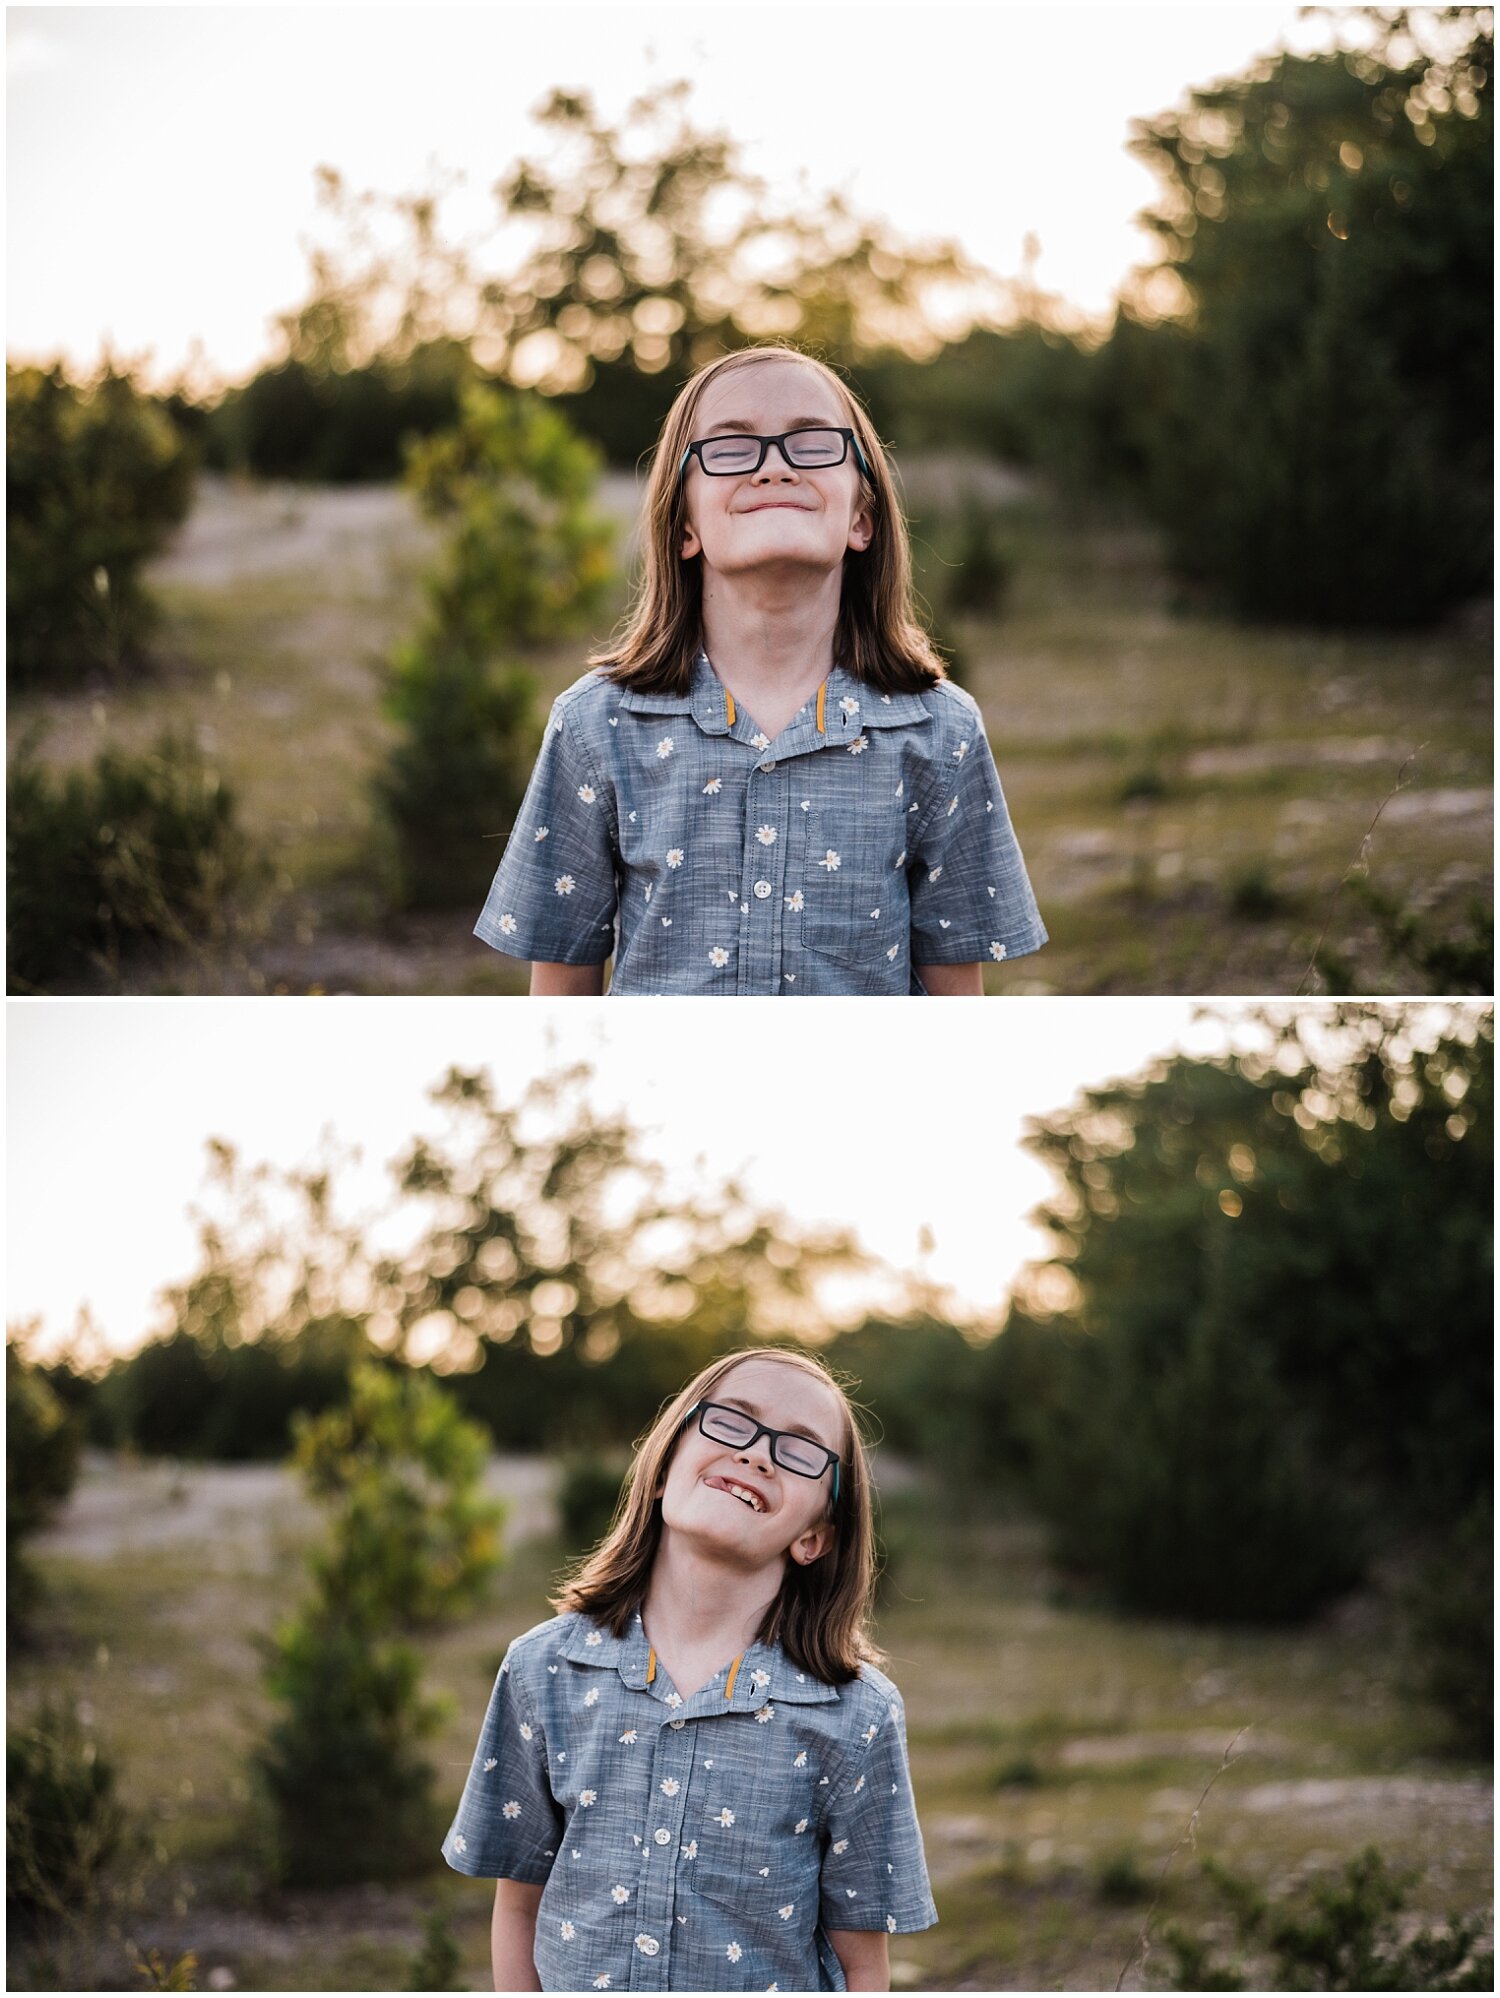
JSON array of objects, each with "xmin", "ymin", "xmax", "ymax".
[
  {"xmin": 700, "ymin": 1404, "xmax": 830, "ymax": 1477},
  {"xmin": 698, "ymin": 430, "xmax": 846, "ymax": 473}
]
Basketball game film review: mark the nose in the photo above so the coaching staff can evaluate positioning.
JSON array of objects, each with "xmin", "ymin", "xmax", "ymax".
[
  {"xmin": 735, "ymin": 1440, "xmax": 774, "ymax": 1476},
  {"xmin": 750, "ymin": 441, "xmax": 801, "ymax": 481}
]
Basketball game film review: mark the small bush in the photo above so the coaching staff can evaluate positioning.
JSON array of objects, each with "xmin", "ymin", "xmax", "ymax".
[
  {"xmin": 256, "ymin": 1613, "xmax": 445, "ymax": 1887},
  {"xmin": 1160, "ymin": 1847, "xmax": 1493, "ymax": 1991},
  {"xmin": 409, "ymin": 1909, "xmax": 465, "ymax": 1991},
  {"xmin": 7, "ymin": 730, "xmax": 260, "ymax": 993},
  {"xmin": 7, "ymin": 1344, "xmax": 83, "ymax": 1634},
  {"xmin": 6, "ymin": 1699, "xmax": 125, "ymax": 1927},
  {"xmin": 991, "ymin": 1754, "xmax": 1043, "ymax": 1791},
  {"xmin": 1398, "ymin": 1493, "xmax": 1493, "ymax": 1755},
  {"xmin": 7, "ymin": 361, "xmax": 195, "ymax": 688},
  {"xmin": 556, "ymin": 1450, "xmax": 630, "ymax": 1553},
  {"xmin": 1226, "ymin": 861, "xmax": 1286, "ymax": 920},
  {"xmin": 1095, "ymin": 1848, "xmax": 1151, "ymax": 1905}
]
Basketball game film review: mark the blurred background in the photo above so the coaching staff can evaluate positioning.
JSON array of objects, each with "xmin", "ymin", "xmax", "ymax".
[
  {"xmin": 7, "ymin": 998, "xmax": 1492, "ymax": 1989},
  {"xmin": 6, "ymin": 4, "xmax": 1492, "ymax": 996}
]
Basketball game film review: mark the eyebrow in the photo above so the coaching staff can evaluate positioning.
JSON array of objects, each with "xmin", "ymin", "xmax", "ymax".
[
  {"xmin": 717, "ymin": 1393, "xmax": 835, "ymax": 1451},
  {"xmin": 701, "ymin": 416, "xmax": 840, "ymax": 436}
]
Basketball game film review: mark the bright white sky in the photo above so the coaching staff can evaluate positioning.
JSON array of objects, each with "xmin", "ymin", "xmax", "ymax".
[
  {"xmin": 7, "ymin": 2, "xmax": 1330, "ymax": 392},
  {"xmin": 9, "ymin": 998, "xmax": 1250, "ymax": 1360}
]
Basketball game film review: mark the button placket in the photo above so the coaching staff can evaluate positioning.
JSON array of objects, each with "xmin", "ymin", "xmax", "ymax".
[
  {"xmin": 630, "ymin": 1712, "xmax": 694, "ymax": 1989},
  {"xmin": 737, "ymin": 757, "xmax": 791, "ymax": 995}
]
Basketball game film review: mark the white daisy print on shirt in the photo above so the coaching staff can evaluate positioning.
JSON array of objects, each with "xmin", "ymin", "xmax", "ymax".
[
  {"xmin": 751, "ymin": 1669, "xmax": 771, "ymax": 1687},
  {"xmin": 794, "ymin": 1818, "xmax": 809, "ymax": 1834},
  {"xmin": 666, "ymin": 848, "xmax": 685, "ymax": 869},
  {"xmin": 887, "ymin": 1915, "xmax": 898, "ymax": 1934},
  {"xmin": 953, "ymin": 739, "xmax": 969, "ymax": 761},
  {"xmin": 555, "ymin": 874, "xmax": 576, "ymax": 895},
  {"xmin": 594, "ymin": 1977, "xmax": 612, "ymax": 1989},
  {"xmin": 886, "ymin": 943, "xmax": 900, "ymax": 961},
  {"xmin": 726, "ymin": 1943, "xmax": 743, "ymax": 1964},
  {"xmin": 618, "ymin": 1730, "xmax": 638, "ymax": 1745},
  {"xmin": 664, "ymin": 1692, "xmax": 683, "ymax": 1709},
  {"xmin": 709, "ymin": 946, "xmax": 730, "ymax": 968},
  {"xmin": 560, "ymin": 1921, "xmax": 576, "ymax": 1941},
  {"xmin": 785, "ymin": 889, "xmax": 805, "ymax": 912},
  {"xmin": 584, "ymin": 1688, "xmax": 601, "ymax": 1707},
  {"xmin": 990, "ymin": 941, "xmax": 1008, "ymax": 961},
  {"xmin": 750, "ymin": 731, "xmax": 771, "ymax": 750},
  {"xmin": 778, "ymin": 1904, "xmax": 795, "ymax": 1921},
  {"xmin": 832, "ymin": 1839, "xmax": 849, "ymax": 1855},
  {"xmin": 579, "ymin": 1788, "xmax": 598, "ymax": 1806},
  {"xmin": 453, "ymin": 1832, "xmax": 467, "ymax": 1852},
  {"xmin": 519, "ymin": 1722, "xmax": 534, "ymax": 1740},
  {"xmin": 681, "ymin": 1840, "xmax": 699, "ymax": 1859},
  {"xmin": 534, "ymin": 825, "xmax": 549, "ymax": 841},
  {"xmin": 703, "ymin": 777, "xmax": 722, "ymax": 795},
  {"xmin": 498, "ymin": 913, "xmax": 517, "ymax": 936},
  {"xmin": 483, "ymin": 1757, "xmax": 498, "ymax": 1771},
  {"xmin": 847, "ymin": 734, "xmax": 869, "ymax": 755},
  {"xmin": 839, "ymin": 695, "xmax": 860, "ymax": 716},
  {"xmin": 755, "ymin": 824, "xmax": 776, "ymax": 845},
  {"xmin": 793, "ymin": 1752, "xmax": 808, "ymax": 1769},
  {"xmin": 928, "ymin": 865, "xmax": 943, "ymax": 883},
  {"xmin": 657, "ymin": 736, "xmax": 675, "ymax": 759},
  {"xmin": 947, "ymin": 796, "xmax": 959, "ymax": 816},
  {"xmin": 818, "ymin": 850, "xmax": 842, "ymax": 872},
  {"xmin": 660, "ymin": 1778, "xmax": 681, "ymax": 1797},
  {"xmin": 502, "ymin": 1800, "xmax": 522, "ymax": 1819},
  {"xmin": 754, "ymin": 1704, "xmax": 775, "ymax": 1723},
  {"xmin": 715, "ymin": 1808, "xmax": 736, "ymax": 1828},
  {"xmin": 611, "ymin": 1885, "xmax": 630, "ymax": 1905},
  {"xmin": 577, "ymin": 784, "xmax": 596, "ymax": 804}
]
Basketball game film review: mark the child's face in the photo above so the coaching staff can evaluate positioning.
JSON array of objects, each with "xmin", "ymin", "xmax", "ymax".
[
  {"xmin": 659, "ymin": 1357, "xmax": 845, "ymax": 1572},
  {"xmin": 679, "ymin": 359, "xmax": 874, "ymax": 582}
]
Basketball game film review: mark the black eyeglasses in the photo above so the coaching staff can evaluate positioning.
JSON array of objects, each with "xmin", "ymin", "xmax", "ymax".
[
  {"xmin": 682, "ymin": 1400, "xmax": 841, "ymax": 1505},
  {"xmin": 677, "ymin": 428, "xmax": 873, "ymax": 484}
]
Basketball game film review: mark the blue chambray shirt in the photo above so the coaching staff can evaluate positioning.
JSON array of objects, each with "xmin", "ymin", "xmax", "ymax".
[
  {"xmin": 474, "ymin": 652, "xmax": 1046, "ymax": 994},
  {"xmin": 442, "ymin": 1609, "xmax": 937, "ymax": 1992}
]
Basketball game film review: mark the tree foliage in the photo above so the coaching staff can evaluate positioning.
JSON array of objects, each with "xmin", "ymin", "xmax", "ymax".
[
  {"xmin": 6, "ymin": 1339, "xmax": 84, "ymax": 1633},
  {"xmin": 7, "ymin": 362, "xmax": 196, "ymax": 687},
  {"xmin": 1113, "ymin": 11, "xmax": 1492, "ymax": 624},
  {"xmin": 1009, "ymin": 1006, "xmax": 1491, "ymax": 1618}
]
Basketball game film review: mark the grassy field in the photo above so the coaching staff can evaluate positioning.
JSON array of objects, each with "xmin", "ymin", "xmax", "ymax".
[
  {"xmin": 8, "ymin": 1456, "xmax": 1490, "ymax": 1991},
  {"xmin": 7, "ymin": 467, "xmax": 1491, "ymax": 995}
]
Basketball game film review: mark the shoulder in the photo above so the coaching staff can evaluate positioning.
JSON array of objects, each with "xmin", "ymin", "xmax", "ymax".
[
  {"xmin": 920, "ymin": 677, "xmax": 985, "ymax": 734},
  {"xmin": 842, "ymin": 1658, "xmax": 910, "ymax": 1727},
  {"xmin": 500, "ymin": 1610, "xmax": 583, "ymax": 1679},
  {"xmin": 546, "ymin": 669, "xmax": 623, "ymax": 736}
]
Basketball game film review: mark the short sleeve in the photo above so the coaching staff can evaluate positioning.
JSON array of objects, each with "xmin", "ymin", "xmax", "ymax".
[
  {"xmin": 442, "ymin": 1653, "xmax": 563, "ymax": 1882},
  {"xmin": 818, "ymin": 1687, "xmax": 938, "ymax": 1936},
  {"xmin": 907, "ymin": 703, "xmax": 1046, "ymax": 968},
  {"xmin": 474, "ymin": 702, "xmax": 618, "ymax": 964}
]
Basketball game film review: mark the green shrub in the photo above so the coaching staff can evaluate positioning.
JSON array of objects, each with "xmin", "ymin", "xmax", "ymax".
[
  {"xmin": 6, "ymin": 1699, "xmax": 125, "ymax": 1927},
  {"xmin": 1095, "ymin": 1848, "xmax": 1151, "ymax": 1905},
  {"xmin": 292, "ymin": 1360, "xmax": 506, "ymax": 1630},
  {"xmin": 7, "ymin": 730, "xmax": 259, "ymax": 993},
  {"xmin": 376, "ymin": 382, "xmax": 617, "ymax": 909},
  {"xmin": 256, "ymin": 1363, "xmax": 504, "ymax": 1886},
  {"xmin": 1160, "ymin": 1847, "xmax": 1493, "ymax": 1990},
  {"xmin": 7, "ymin": 361, "xmax": 195, "ymax": 687},
  {"xmin": 1398, "ymin": 1492, "xmax": 1493, "ymax": 1755},
  {"xmin": 556, "ymin": 1450, "xmax": 630, "ymax": 1553},
  {"xmin": 256, "ymin": 1612, "xmax": 445, "ymax": 1887},
  {"xmin": 7, "ymin": 1344, "xmax": 83, "ymax": 1634},
  {"xmin": 409, "ymin": 1909, "xmax": 465, "ymax": 1991}
]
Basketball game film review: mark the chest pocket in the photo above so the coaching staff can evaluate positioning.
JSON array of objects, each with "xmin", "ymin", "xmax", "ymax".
[
  {"xmin": 686, "ymin": 1759, "xmax": 823, "ymax": 1924},
  {"xmin": 795, "ymin": 745, "xmax": 911, "ymax": 981}
]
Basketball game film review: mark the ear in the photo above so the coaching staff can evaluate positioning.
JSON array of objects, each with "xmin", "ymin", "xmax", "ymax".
[
  {"xmin": 846, "ymin": 505, "xmax": 873, "ymax": 554},
  {"xmin": 788, "ymin": 1521, "xmax": 835, "ymax": 1567},
  {"xmin": 681, "ymin": 518, "xmax": 702, "ymax": 561}
]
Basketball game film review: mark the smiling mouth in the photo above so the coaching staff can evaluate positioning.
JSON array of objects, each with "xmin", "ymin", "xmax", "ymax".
[{"xmin": 705, "ymin": 1474, "xmax": 767, "ymax": 1512}]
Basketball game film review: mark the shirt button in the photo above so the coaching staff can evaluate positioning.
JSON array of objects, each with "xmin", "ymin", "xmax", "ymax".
[
  {"xmin": 635, "ymin": 1934, "xmax": 660, "ymax": 1957},
  {"xmin": 669, "ymin": 1717, "xmax": 686, "ymax": 1730},
  {"xmin": 753, "ymin": 881, "xmax": 772, "ymax": 899},
  {"xmin": 653, "ymin": 1828, "xmax": 671, "ymax": 1845},
  {"xmin": 758, "ymin": 760, "xmax": 775, "ymax": 773}
]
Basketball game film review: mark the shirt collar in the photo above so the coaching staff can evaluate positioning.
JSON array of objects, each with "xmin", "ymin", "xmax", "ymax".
[
  {"xmin": 614, "ymin": 654, "xmax": 931, "ymax": 735},
  {"xmin": 558, "ymin": 1611, "xmax": 841, "ymax": 1706}
]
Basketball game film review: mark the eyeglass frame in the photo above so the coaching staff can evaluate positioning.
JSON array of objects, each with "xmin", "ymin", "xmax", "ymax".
[
  {"xmin": 680, "ymin": 1399, "xmax": 842, "ymax": 1507},
  {"xmin": 676, "ymin": 427, "xmax": 874, "ymax": 487}
]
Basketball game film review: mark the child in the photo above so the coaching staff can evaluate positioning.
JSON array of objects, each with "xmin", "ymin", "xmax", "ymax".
[
  {"xmin": 473, "ymin": 343, "xmax": 1046, "ymax": 995},
  {"xmin": 442, "ymin": 1347, "xmax": 937, "ymax": 1991}
]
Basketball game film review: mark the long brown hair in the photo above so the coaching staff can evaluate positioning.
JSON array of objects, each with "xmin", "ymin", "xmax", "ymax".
[
  {"xmin": 589, "ymin": 345, "xmax": 947, "ymax": 697},
  {"xmin": 552, "ymin": 1346, "xmax": 883, "ymax": 1684}
]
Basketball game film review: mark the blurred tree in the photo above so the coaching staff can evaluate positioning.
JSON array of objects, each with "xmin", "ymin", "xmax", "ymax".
[
  {"xmin": 7, "ymin": 362, "xmax": 196, "ymax": 686},
  {"xmin": 256, "ymin": 1362, "xmax": 501, "ymax": 1886},
  {"xmin": 1116, "ymin": 9, "xmax": 1492, "ymax": 624},
  {"xmin": 374, "ymin": 381, "xmax": 618, "ymax": 909},
  {"xmin": 1011, "ymin": 1005, "xmax": 1491, "ymax": 1617},
  {"xmin": 6, "ymin": 1336, "xmax": 84, "ymax": 1635}
]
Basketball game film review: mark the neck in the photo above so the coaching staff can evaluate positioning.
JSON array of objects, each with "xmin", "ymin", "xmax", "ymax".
[
  {"xmin": 641, "ymin": 1523, "xmax": 785, "ymax": 1665},
  {"xmin": 698, "ymin": 567, "xmax": 843, "ymax": 733}
]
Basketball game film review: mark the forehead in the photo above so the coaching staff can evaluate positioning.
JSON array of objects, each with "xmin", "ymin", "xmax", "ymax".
[
  {"xmin": 694, "ymin": 359, "xmax": 849, "ymax": 431},
  {"xmin": 711, "ymin": 1358, "xmax": 845, "ymax": 1448}
]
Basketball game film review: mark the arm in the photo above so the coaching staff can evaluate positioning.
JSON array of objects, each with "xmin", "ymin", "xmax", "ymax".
[
  {"xmin": 530, "ymin": 960, "xmax": 606, "ymax": 996},
  {"xmin": 915, "ymin": 962, "xmax": 983, "ymax": 996},
  {"xmin": 827, "ymin": 1929, "xmax": 891, "ymax": 1991},
  {"xmin": 491, "ymin": 1878, "xmax": 544, "ymax": 1992}
]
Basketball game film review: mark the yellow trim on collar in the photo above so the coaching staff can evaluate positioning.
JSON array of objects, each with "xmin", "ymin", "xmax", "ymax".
[
  {"xmin": 646, "ymin": 1646, "xmax": 657, "ymax": 1685},
  {"xmin": 724, "ymin": 689, "xmax": 736, "ymax": 726},
  {"xmin": 815, "ymin": 682, "xmax": 827, "ymax": 735}
]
